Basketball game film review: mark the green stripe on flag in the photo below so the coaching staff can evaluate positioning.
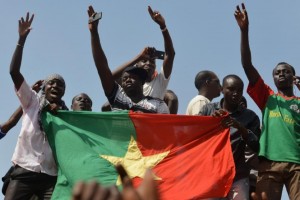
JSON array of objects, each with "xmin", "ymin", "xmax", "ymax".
[{"xmin": 42, "ymin": 110, "xmax": 136, "ymax": 199}]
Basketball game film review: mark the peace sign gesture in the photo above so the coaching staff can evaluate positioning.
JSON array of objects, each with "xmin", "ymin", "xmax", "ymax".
[
  {"xmin": 234, "ymin": 3, "xmax": 249, "ymax": 31},
  {"xmin": 19, "ymin": 12, "xmax": 34, "ymax": 38}
]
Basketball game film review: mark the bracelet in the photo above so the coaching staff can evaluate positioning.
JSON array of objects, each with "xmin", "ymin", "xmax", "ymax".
[
  {"xmin": 17, "ymin": 44, "xmax": 24, "ymax": 48},
  {"xmin": 161, "ymin": 27, "xmax": 167, "ymax": 32}
]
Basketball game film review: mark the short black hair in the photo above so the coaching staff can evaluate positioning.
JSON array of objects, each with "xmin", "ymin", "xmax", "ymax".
[
  {"xmin": 194, "ymin": 70, "xmax": 215, "ymax": 90},
  {"xmin": 72, "ymin": 93, "xmax": 93, "ymax": 106},
  {"xmin": 223, "ymin": 74, "xmax": 244, "ymax": 88},
  {"xmin": 273, "ymin": 62, "xmax": 295, "ymax": 75}
]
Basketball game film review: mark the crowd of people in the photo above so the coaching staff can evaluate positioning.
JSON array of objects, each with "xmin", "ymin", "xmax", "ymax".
[{"xmin": 1, "ymin": 3, "xmax": 300, "ymax": 200}]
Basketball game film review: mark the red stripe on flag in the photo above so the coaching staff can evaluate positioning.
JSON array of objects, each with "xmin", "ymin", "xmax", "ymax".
[{"xmin": 129, "ymin": 113, "xmax": 235, "ymax": 200}]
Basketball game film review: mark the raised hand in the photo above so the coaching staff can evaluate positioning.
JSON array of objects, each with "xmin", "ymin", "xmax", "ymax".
[
  {"xmin": 138, "ymin": 47, "xmax": 156, "ymax": 61},
  {"xmin": 19, "ymin": 12, "xmax": 34, "ymax": 39},
  {"xmin": 234, "ymin": 3, "xmax": 249, "ymax": 31},
  {"xmin": 148, "ymin": 6, "xmax": 166, "ymax": 29},
  {"xmin": 87, "ymin": 5, "xmax": 99, "ymax": 32},
  {"xmin": 31, "ymin": 80, "xmax": 43, "ymax": 93}
]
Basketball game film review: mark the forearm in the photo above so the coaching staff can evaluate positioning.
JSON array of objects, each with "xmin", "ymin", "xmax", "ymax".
[
  {"xmin": 90, "ymin": 31, "xmax": 114, "ymax": 95},
  {"xmin": 161, "ymin": 28, "xmax": 175, "ymax": 79},
  {"xmin": 10, "ymin": 37, "xmax": 26, "ymax": 90},
  {"xmin": 240, "ymin": 30, "xmax": 259, "ymax": 85},
  {"xmin": 112, "ymin": 54, "xmax": 142, "ymax": 81},
  {"xmin": 1, "ymin": 106, "xmax": 23, "ymax": 133}
]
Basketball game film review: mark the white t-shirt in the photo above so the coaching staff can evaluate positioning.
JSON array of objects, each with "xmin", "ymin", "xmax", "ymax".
[
  {"xmin": 12, "ymin": 80, "xmax": 57, "ymax": 176},
  {"xmin": 186, "ymin": 95, "xmax": 210, "ymax": 115},
  {"xmin": 143, "ymin": 66, "xmax": 170, "ymax": 100}
]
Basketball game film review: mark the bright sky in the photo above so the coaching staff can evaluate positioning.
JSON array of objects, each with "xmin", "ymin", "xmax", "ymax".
[{"xmin": 1, "ymin": 1, "xmax": 299, "ymax": 199}]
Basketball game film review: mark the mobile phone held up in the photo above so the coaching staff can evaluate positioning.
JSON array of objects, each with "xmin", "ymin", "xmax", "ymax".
[
  {"xmin": 89, "ymin": 12, "xmax": 102, "ymax": 24},
  {"xmin": 153, "ymin": 50, "xmax": 165, "ymax": 60}
]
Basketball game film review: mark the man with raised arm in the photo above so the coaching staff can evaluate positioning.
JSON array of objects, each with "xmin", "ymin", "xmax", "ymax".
[
  {"xmin": 5, "ymin": 13, "xmax": 68, "ymax": 200},
  {"xmin": 112, "ymin": 6, "xmax": 175, "ymax": 100},
  {"xmin": 88, "ymin": 6, "xmax": 169, "ymax": 114},
  {"xmin": 235, "ymin": 4, "xmax": 300, "ymax": 200}
]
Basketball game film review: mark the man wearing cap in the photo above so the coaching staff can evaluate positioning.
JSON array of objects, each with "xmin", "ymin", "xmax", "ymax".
[
  {"xmin": 88, "ymin": 6, "xmax": 169, "ymax": 114},
  {"xmin": 5, "ymin": 13, "xmax": 68, "ymax": 200}
]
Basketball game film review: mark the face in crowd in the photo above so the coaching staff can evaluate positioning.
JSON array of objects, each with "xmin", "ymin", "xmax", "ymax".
[
  {"xmin": 273, "ymin": 63, "xmax": 295, "ymax": 91},
  {"xmin": 71, "ymin": 93, "xmax": 92, "ymax": 111},
  {"xmin": 44, "ymin": 78, "xmax": 65, "ymax": 103},
  {"xmin": 136, "ymin": 59, "xmax": 156, "ymax": 82},
  {"xmin": 222, "ymin": 75, "xmax": 244, "ymax": 106},
  {"xmin": 121, "ymin": 72, "xmax": 145, "ymax": 95}
]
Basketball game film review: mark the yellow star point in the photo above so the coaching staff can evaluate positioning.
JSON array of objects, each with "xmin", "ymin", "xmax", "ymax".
[{"xmin": 100, "ymin": 135, "xmax": 169, "ymax": 185}]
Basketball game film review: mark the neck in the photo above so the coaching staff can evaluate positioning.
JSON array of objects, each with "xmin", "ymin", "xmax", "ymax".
[
  {"xmin": 278, "ymin": 88, "xmax": 294, "ymax": 97},
  {"xmin": 222, "ymin": 100, "xmax": 238, "ymax": 113},
  {"xmin": 130, "ymin": 94, "xmax": 145, "ymax": 103},
  {"xmin": 199, "ymin": 90, "xmax": 213, "ymax": 101},
  {"xmin": 127, "ymin": 90, "xmax": 145, "ymax": 103}
]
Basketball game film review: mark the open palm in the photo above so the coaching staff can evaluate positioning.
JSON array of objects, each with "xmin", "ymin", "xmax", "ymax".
[
  {"xmin": 19, "ymin": 12, "xmax": 34, "ymax": 38},
  {"xmin": 234, "ymin": 3, "xmax": 249, "ymax": 31}
]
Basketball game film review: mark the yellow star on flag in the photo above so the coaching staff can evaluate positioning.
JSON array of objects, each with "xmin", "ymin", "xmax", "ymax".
[{"xmin": 100, "ymin": 135, "xmax": 169, "ymax": 185}]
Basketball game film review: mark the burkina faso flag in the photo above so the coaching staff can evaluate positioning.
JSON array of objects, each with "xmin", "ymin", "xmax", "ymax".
[{"xmin": 42, "ymin": 110, "xmax": 235, "ymax": 200}]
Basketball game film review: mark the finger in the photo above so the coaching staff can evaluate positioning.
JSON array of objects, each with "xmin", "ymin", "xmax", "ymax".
[
  {"xmin": 29, "ymin": 14, "xmax": 34, "ymax": 25},
  {"xmin": 107, "ymin": 186, "xmax": 121, "ymax": 200},
  {"xmin": 89, "ymin": 5, "xmax": 95, "ymax": 14},
  {"xmin": 81, "ymin": 181, "xmax": 98, "ymax": 200},
  {"xmin": 250, "ymin": 192, "xmax": 258, "ymax": 200},
  {"xmin": 115, "ymin": 164, "xmax": 133, "ymax": 188},
  {"xmin": 116, "ymin": 164, "xmax": 128, "ymax": 180},
  {"xmin": 213, "ymin": 112, "xmax": 221, "ymax": 117},
  {"xmin": 137, "ymin": 169, "xmax": 159, "ymax": 200},
  {"xmin": 21, "ymin": 17, "xmax": 25, "ymax": 24},
  {"xmin": 148, "ymin": 6, "xmax": 154, "ymax": 16},
  {"xmin": 241, "ymin": 3, "xmax": 246, "ymax": 10},
  {"xmin": 87, "ymin": 8, "xmax": 93, "ymax": 17},
  {"xmin": 88, "ymin": 6, "xmax": 95, "ymax": 17},
  {"xmin": 236, "ymin": 5, "xmax": 241, "ymax": 12},
  {"xmin": 26, "ymin": 12, "xmax": 29, "ymax": 22},
  {"xmin": 71, "ymin": 182, "xmax": 85, "ymax": 200},
  {"xmin": 261, "ymin": 192, "xmax": 268, "ymax": 200},
  {"xmin": 93, "ymin": 183, "xmax": 110, "ymax": 200}
]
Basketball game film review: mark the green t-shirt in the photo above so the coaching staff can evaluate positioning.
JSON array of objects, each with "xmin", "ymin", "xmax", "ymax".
[{"xmin": 247, "ymin": 77, "xmax": 300, "ymax": 164}]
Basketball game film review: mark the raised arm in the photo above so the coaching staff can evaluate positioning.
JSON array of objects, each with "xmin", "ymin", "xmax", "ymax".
[
  {"xmin": 10, "ymin": 12, "xmax": 34, "ymax": 90},
  {"xmin": 148, "ymin": 6, "xmax": 175, "ymax": 79},
  {"xmin": 234, "ymin": 4, "xmax": 259, "ymax": 85},
  {"xmin": 88, "ymin": 6, "xmax": 115, "ymax": 96}
]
